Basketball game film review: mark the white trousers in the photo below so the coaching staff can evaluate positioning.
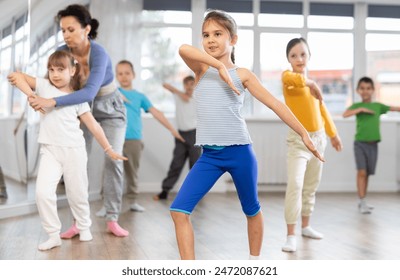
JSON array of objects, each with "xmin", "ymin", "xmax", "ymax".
[
  {"xmin": 36, "ymin": 145, "xmax": 91, "ymax": 235},
  {"xmin": 284, "ymin": 129, "xmax": 327, "ymax": 224}
]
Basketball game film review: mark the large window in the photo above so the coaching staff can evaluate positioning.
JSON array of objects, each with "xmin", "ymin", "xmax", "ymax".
[
  {"xmin": 0, "ymin": 12, "xmax": 29, "ymax": 116},
  {"xmin": 140, "ymin": 1, "xmax": 400, "ymax": 117},
  {"xmin": 366, "ymin": 5, "xmax": 400, "ymax": 113},
  {"xmin": 4, "ymin": 1, "xmax": 400, "ymax": 119},
  {"xmin": 308, "ymin": 32, "xmax": 353, "ymax": 115},
  {"xmin": 140, "ymin": 1, "xmax": 193, "ymax": 114},
  {"xmin": 308, "ymin": 2, "xmax": 354, "ymax": 29},
  {"xmin": 140, "ymin": 26, "xmax": 192, "ymax": 113},
  {"xmin": 141, "ymin": 10, "xmax": 192, "ymax": 24},
  {"xmin": 306, "ymin": 2, "xmax": 354, "ymax": 115},
  {"xmin": 259, "ymin": 1, "xmax": 303, "ymax": 28},
  {"xmin": 29, "ymin": 26, "xmax": 59, "ymax": 78},
  {"xmin": 0, "ymin": 29, "xmax": 12, "ymax": 116},
  {"xmin": 256, "ymin": 1, "xmax": 354, "ymax": 116}
]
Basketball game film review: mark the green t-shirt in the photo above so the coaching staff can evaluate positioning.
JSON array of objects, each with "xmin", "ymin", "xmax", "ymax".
[{"xmin": 348, "ymin": 102, "xmax": 390, "ymax": 142}]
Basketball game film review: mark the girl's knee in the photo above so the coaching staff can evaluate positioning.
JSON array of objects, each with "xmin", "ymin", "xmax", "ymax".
[
  {"xmin": 170, "ymin": 211, "xmax": 190, "ymax": 224},
  {"xmin": 242, "ymin": 200, "xmax": 261, "ymax": 217},
  {"xmin": 246, "ymin": 209, "xmax": 263, "ymax": 220}
]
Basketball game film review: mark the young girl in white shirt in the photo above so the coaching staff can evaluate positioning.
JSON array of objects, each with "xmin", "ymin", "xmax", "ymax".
[{"xmin": 8, "ymin": 50, "xmax": 127, "ymax": 250}]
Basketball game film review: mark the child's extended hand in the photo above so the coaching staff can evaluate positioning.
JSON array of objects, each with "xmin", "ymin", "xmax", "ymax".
[
  {"xmin": 106, "ymin": 149, "xmax": 128, "ymax": 161},
  {"xmin": 7, "ymin": 72, "xmax": 23, "ymax": 85},
  {"xmin": 8, "ymin": 72, "xmax": 46, "ymax": 114},
  {"xmin": 172, "ymin": 130, "xmax": 186, "ymax": 143},
  {"xmin": 302, "ymin": 135, "xmax": 325, "ymax": 162},
  {"xmin": 217, "ymin": 65, "xmax": 240, "ymax": 95},
  {"xmin": 330, "ymin": 134, "xmax": 343, "ymax": 152}
]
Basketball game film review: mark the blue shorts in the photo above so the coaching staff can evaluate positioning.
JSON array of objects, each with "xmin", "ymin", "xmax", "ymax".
[{"xmin": 170, "ymin": 144, "xmax": 260, "ymax": 216}]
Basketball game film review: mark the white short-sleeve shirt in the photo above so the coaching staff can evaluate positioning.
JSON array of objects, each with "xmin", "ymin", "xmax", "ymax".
[
  {"xmin": 35, "ymin": 78, "xmax": 90, "ymax": 147},
  {"xmin": 174, "ymin": 94, "xmax": 196, "ymax": 131}
]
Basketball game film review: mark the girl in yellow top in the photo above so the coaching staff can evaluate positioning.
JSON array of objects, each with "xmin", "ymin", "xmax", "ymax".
[{"xmin": 281, "ymin": 38, "xmax": 343, "ymax": 252}]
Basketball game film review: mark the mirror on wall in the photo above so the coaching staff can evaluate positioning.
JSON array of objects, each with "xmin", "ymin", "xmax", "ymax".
[
  {"xmin": 0, "ymin": 0, "xmax": 30, "ymax": 209},
  {"xmin": 0, "ymin": 0, "xmax": 82, "ymax": 215}
]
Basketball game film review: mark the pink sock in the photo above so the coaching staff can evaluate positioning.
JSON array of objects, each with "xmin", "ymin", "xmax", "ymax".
[
  {"xmin": 60, "ymin": 223, "xmax": 79, "ymax": 239},
  {"xmin": 107, "ymin": 221, "xmax": 129, "ymax": 237}
]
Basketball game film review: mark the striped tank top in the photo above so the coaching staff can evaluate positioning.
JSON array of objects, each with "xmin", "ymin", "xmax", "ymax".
[{"xmin": 194, "ymin": 67, "xmax": 252, "ymax": 146}]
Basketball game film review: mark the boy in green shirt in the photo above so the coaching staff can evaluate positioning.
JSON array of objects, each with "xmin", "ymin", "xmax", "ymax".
[{"xmin": 343, "ymin": 77, "xmax": 400, "ymax": 214}]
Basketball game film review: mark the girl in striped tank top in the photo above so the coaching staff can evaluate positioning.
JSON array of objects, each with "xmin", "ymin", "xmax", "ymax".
[{"xmin": 170, "ymin": 9, "xmax": 324, "ymax": 260}]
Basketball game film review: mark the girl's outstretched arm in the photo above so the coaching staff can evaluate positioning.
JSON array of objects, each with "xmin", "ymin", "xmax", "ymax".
[
  {"xmin": 8, "ymin": 72, "xmax": 36, "ymax": 97},
  {"xmin": 8, "ymin": 72, "xmax": 45, "ymax": 114},
  {"xmin": 79, "ymin": 112, "xmax": 128, "ymax": 161},
  {"xmin": 238, "ymin": 68, "xmax": 324, "ymax": 162},
  {"xmin": 148, "ymin": 107, "xmax": 185, "ymax": 143}
]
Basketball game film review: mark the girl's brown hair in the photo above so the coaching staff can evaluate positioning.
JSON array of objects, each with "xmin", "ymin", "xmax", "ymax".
[
  {"xmin": 203, "ymin": 9, "xmax": 237, "ymax": 64},
  {"xmin": 286, "ymin": 37, "xmax": 311, "ymax": 59},
  {"xmin": 47, "ymin": 50, "xmax": 81, "ymax": 90}
]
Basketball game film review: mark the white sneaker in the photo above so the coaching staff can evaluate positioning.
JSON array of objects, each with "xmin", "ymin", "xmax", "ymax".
[
  {"xmin": 359, "ymin": 199, "xmax": 374, "ymax": 210},
  {"xmin": 79, "ymin": 229, "xmax": 93, "ymax": 242},
  {"xmin": 130, "ymin": 203, "xmax": 145, "ymax": 212},
  {"xmin": 363, "ymin": 202, "xmax": 374, "ymax": 210},
  {"xmin": 38, "ymin": 234, "xmax": 62, "ymax": 251},
  {"xmin": 282, "ymin": 235, "xmax": 296, "ymax": 252},
  {"xmin": 95, "ymin": 206, "xmax": 106, "ymax": 217},
  {"xmin": 302, "ymin": 226, "xmax": 324, "ymax": 239},
  {"xmin": 359, "ymin": 203, "xmax": 372, "ymax": 214}
]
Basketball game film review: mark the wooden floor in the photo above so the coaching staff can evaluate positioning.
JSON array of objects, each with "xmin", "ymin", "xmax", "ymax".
[{"xmin": 0, "ymin": 191, "xmax": 399, "ymax": 260}]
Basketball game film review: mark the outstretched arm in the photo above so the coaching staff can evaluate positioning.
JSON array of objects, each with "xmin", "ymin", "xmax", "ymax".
[
  {"xmin": 7, "ymin": 72, "xmax": 36, "ymax": 97},
  {"xmin": 390, "ymin": 106, "xmax": 400, "ymax": 112},
  {"xmin": 163, "ymin": 83, "xmax": 190, "ymax": 102},
  {"xmin": 79, "ymin": 112, "xmax": 128, "ymax": 161},
  {"xmin": 239, "ymin": 68, "xmax": 324, "ymax": 162},
  {"xmin": 8, "ymin": 72, "xmax": 45, "ymax": 114},
  {"xmin": 148, "ymin": 107, "xmax": 185, "ymax": 143}
]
